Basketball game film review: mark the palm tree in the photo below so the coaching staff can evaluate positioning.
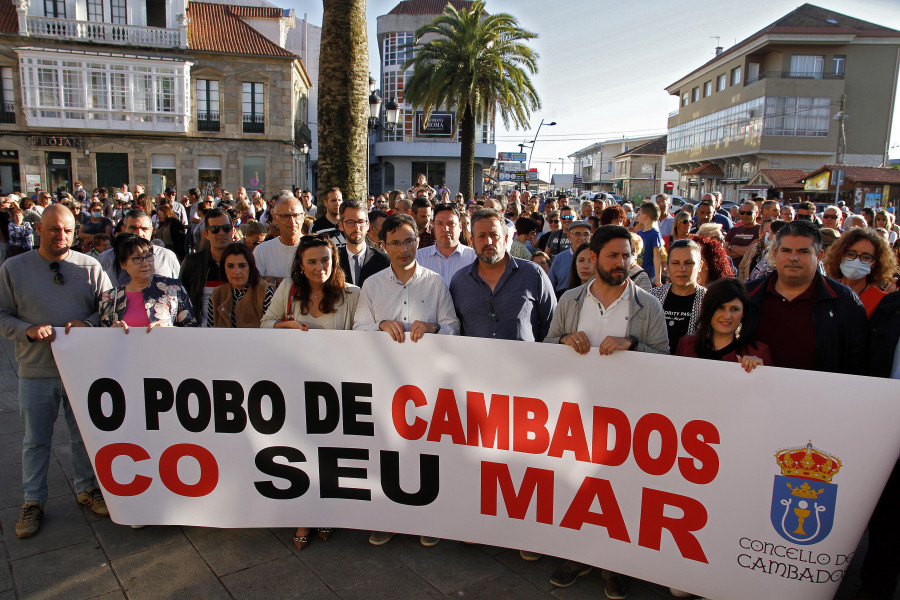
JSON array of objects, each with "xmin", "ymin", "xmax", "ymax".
[
  {"xmin": 402, "ymin": 0, "xmax": 540, "ymax": 202},
  {"xmin": 317, "ymin": 0, "xmax": 369, "ymax": 202}
]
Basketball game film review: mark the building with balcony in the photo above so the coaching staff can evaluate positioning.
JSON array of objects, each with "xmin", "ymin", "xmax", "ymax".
[
  {"xmin": 372, "ymin": 0, "xmax": 496, "ymax": 197},
  {"xmin": 0, "ymin": 0, "xmax": 312, "ymax": 195},
  {"xmin": 664, "ymin": 3, "xmax": 900, "ymax": 204},
  {"xmin": 568, "ymin": 135, "xmax": 662, "ymax": 193}
]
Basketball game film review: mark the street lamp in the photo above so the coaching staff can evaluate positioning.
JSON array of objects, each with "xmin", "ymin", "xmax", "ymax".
[
  {"xmin": 526, "ymin": 119, "xmax": 556, "ymax": 171},
  {"xmin": 366, "ymin": 74, "xmax": 401, "ymax": 194}
]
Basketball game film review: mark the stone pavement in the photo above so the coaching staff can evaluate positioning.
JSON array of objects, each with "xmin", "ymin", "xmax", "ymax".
[{"xmin": 0, "ymin": 337, "xmax": 891, "ymax": 600}]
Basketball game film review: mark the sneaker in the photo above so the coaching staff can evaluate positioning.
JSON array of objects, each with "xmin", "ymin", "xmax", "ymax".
[
  {"xmin": 602, "ymin": 570, "xmax": 627, "ymax": 600},
  {"xmin": 77, "ymin": 487, "xmax": 109, "ymax": 516},
  {"xmin": 519, "ymin": 550, "xmax": 542, "ymax": 561},
  {"xmin": 550, "ymin": 561, "xmax": 593, "ymax": 588},
  {"xmin": 368, "ymin": 531, "xmax": 395, "ymax": 546},
  {"xmin": 15, "ymin": 501, "xmax": 44, "ymax": 538},
  {"xmin": 420, "ymin": 536, "xmax": 440, "ymax": 547}
]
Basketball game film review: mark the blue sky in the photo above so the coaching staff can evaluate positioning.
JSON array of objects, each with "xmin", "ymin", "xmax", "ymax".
[{"xmin": 286, "ymin": 0, "xmax": 900, "ymax": 181}]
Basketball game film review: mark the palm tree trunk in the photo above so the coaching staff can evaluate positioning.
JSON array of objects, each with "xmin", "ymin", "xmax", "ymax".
[
  {"xmin": 458, "ymin": 103, "xmax": 476, "ymax": 202},
  {"xmin": 318, "ymin": 0, "xmax": 369, "ymax": 203}
]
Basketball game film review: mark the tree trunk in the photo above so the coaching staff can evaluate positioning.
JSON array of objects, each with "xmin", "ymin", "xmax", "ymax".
[
  {"xmin": 318, "ymin": 0, "xmax": 369, "ymax": 203},
  {"xmin": 458, "ymin": 103, "xmax": 476, "ymax": 202}
]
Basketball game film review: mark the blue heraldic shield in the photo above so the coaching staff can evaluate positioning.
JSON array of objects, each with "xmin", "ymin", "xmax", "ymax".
[{"xmin": 770, "ymin": 442, "xmax": 842, "ymax": 545}]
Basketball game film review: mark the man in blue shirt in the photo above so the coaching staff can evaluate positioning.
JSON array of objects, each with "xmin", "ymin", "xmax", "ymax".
[
  {"xmin": 449, "ymin": 208, "xmax": 556, "ymax": 341},
  {"xmin": 548, "ymin": 220, "xmax": 592, "ymax": 296}
]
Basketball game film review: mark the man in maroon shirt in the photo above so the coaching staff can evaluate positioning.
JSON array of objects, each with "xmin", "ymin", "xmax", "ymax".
[
  {"xmin": 724, "ymin": 201, "xmax": 760, "ymax": 261},
  {"xmin": 745, "ymin": 220, "xmax": 867, "ymax": 373}
]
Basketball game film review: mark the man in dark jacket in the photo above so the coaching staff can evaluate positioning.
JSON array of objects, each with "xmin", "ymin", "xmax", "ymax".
[
  {"xmin": 179, "ymin": 208, "xmax": 232, "ymax": 326},
  {"xmin": 745, "ymin": 220, "xmax": 867, "ymax": 374}
]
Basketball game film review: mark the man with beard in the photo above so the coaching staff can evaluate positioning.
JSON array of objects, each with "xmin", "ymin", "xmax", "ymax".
[
  {"xmin": 337, "ymin": 199, "xmax": 388, "ymax": 287},
  {"xmin": 450, "ymin": 208, "xmax": 556, "ymax": 341},
  {"xmin": 541, "ymin": 224, "xmax": 668, "ymax": 595}
]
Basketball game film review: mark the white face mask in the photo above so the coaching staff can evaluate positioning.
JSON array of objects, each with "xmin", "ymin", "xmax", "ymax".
[
  {"xmin": 625, "ymin": 210, "xmax": 634, "ymax": 220},
  {"xmin": 840, "ymin": 257, "xmax": 871, "ymax": 281},
  {"xmin": 764, "ymin": 232, "xmax": 771, "ymax": 246}
]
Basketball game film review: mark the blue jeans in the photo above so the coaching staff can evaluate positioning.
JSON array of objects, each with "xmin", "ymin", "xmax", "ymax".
[{"xmin": 19, "ymin": 377, "xmax": 97, "ymax": 503}]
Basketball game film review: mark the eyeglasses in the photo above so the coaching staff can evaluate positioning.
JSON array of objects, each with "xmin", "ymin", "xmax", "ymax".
[
  {"xmin": 844, "ymin": 249, "xmax": 876, "ymax": 264},
  {"xmin": 276, "ymin": 212, "xmax": 304, "ymax": 221},
  {"xmin": 561, "ymin": 215, "xmax": 574, "ymax": 221},
  {"xmin": 385, "ymin": 237, "xmax": 417, "ymax": 249},
  {"xmin": 485, "ymin": 297, "xmax": 498, "ymax": 322},
  {"xmin": 342, "ymin": 219, "xmax": 368, "ymax": 228},
  {"xmin": 548, "ymin": 219, "xmax": 560, "ymax": 224},
  {"xmin": 738, "ymin": 210, "xmax": 755, "ymax": 216},
  {"xmin": 822, "ymin": 214, "xmax": 839, "ymax": 219},
  {"xmin": 48, "ymin": 261, "xmax": 64, "ymax": 285},
  {"xmin": 207, "ymin": 224, "xmax": 233, "ymax": 234},
  {"xmin": 249, "ymin": 240, "xmax": 262, "ymax": 247},
  {"xmin": 128, "ymin": 253, "xmax": 155, "ymax": 265}
]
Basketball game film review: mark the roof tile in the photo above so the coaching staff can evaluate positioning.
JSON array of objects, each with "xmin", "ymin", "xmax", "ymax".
[
  {"xmin": 684, "ymin": 163, "xmax": 724, "ymax": 176},
  {"xmin": 613, "ymin": 135, "xmax": 667, "ymax": 158},
  {"xmin": 0, "ymin": 0, "xmax": 17, "ymax": 33},
  {"xmin": 387, "ymin": 0, "xmax": 479, "ymax": 15},
  {"xmin": 187, "ymin": 2, "xmax": 295, "ymax": 58},
  {"xmin": 759, "ymin": 168, "xmax": 808, "ymax": 188},
  {"xmin": 807, "ymin": 165, "xmax": 900, "ymax": 185}
]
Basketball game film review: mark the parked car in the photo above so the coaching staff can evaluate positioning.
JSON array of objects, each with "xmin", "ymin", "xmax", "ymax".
[{"xmin": 669, "ymin": 195, "xmax": 691, "ymax": 209}]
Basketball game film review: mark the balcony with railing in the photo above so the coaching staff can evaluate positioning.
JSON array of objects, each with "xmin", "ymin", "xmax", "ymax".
[
  {"xmin": 748, "ymin": 70, "xmax": 845, "ymax": 84},
  {"xmin": 24, "ymin": 15, "xmax": 185, "ymax": 48},
  {"xmin": 197, "ymin": 112, "xmax": 220, "ymax": 132},
  {"xmin": 243, "ymin": 113, "xmax": 264, "ymax": 134}
]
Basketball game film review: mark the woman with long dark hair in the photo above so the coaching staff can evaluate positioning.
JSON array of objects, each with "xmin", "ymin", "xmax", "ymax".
[
  {"xmin": 208, "ymin": 243, "xmax": 276, "ymax": 327},
  {"xmin": 675, "ymin": 278, "xmax": 771, "ymax": 372}
]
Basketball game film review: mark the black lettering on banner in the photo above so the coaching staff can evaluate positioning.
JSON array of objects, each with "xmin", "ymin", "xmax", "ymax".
[
  {"xmin": 87, "ymin": 378, "xmax": 126, "ymax": 431},
  {"xmin": 342, "ymin": 382, "xmax": 374, "ymax": 436},
  {"xmin": 319, "ymin": 447, "xmax": 371, "ymax": 500},
  {"xmin": 380, "ymin": 450, "xmax": 439, "ymax": 506},
  {"xmin": 305, "ymin": 381, "xmax": 340, "ymax": 434},
  {"xmin": 176, "ymin": 378, "xmax": 212, "ymax": 432},
  {"xmin": 144, "ymin": 378, "xmax": 174, "ymax": 430},
  {"xmin": 213, "ymin": 380, "xmax": 247, "ymax": 433},
  {"xmin": 254, "ymin": 446, "xmax": 310, "ymax": 499},
  {"xmin": 248, "ymin": 380, "xmax": 285, "ymax": 434}
]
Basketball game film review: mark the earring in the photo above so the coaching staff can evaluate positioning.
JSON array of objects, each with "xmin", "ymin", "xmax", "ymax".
[{"xmin": 735, "ymin": 324, "xmax": 742, "ymax": 339}]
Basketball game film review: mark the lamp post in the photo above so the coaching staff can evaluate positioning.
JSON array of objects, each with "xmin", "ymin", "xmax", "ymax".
[
  {"xmin": 526, "ymin": 119, "xmax": 556, "ymax": 172},
  {"xmin": 367, "ymin": 74, "xmax": 400, "ymax": 195}
]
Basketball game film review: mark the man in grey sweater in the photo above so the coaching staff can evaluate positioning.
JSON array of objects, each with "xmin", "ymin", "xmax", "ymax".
[{"xmin": 0, "ymin": 205, "xmax": 112, "ymax": 538}]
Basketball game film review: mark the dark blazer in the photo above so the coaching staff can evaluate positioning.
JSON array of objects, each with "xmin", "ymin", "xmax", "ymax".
[
  {"xmin": 339, "ymin": 244, "xmax": 390, "ymax": 288},
  {"xmin": 179, "ymin": 248, "xmax": 214, "ymax": 316},
  {"xmin": 868, "ymin": 291, "xmax": 900, "ymax": 378}
]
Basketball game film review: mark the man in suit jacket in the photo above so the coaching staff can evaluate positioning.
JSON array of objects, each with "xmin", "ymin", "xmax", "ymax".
[{"xmin": 338, "ymin": 198, "xmax": 389, "ymax": 287}]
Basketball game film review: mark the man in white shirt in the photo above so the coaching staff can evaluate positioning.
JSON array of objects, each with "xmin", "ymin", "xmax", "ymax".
[
  {"xmin": 337, "ymin": 199, "xmax": 389, "ymax": 287},
  {"xmin": 354, "ymin": 213, "xmax": 459, "ymax": 342},
  {"xmin": 98, "ymin": 210, "xmax": 180, "ymax": 286},
  {"xmin": 253, "ymin": 191, "xmax": 303, "ymax": 280},
  {"xmin": 416, "ymin": 203, "xmax": 475, "ymax": 286}
]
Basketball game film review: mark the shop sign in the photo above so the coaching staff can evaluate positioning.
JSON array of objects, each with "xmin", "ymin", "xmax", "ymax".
[
  {"xmin": 415, "ymin": 112, "xmax": 453, "ymax": 137},
  {"xmin": 29, "ymin": 136, "xmax": 82, "ymax": 148}
]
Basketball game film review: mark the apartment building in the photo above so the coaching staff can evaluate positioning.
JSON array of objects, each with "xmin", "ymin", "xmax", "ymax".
[
  {"xmin": 611, "ymin": 136, "xmax": 679, "ymax": 202},
  {"xmin": 0, "ymin": 0, "xmax": 311, "ymax": 195},
  {"xmin": 568, "ymin": 135, "xmax": 662, "ymax": 194},
  {"xmin": 664, "ymin": 3, "xmax": 900, "ymax": 203},
  {"xmin": 373, "ymin": 0, "xmax": 496, "ymax": 196}
]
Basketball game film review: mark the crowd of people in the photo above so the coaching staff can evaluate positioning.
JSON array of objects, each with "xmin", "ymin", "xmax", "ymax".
[{"xmin": 0, "ymin": 181, "xmax": 896, "ymax": 600}]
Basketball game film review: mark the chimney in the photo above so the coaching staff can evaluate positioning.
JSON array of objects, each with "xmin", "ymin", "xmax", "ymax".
[{"xmin": 715, "ymin": 46, "xmax": 723, "ymax": 55}]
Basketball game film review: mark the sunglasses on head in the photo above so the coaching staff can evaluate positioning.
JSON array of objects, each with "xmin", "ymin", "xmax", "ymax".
[{"xmin": 207, "ymin": 224, "xmax": 233, "ymax": 234}]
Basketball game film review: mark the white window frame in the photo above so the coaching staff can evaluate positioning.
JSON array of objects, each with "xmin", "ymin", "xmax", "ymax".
[{"xmin": 717, "ymin": 74, "xmax": 726, "ymax": 92}]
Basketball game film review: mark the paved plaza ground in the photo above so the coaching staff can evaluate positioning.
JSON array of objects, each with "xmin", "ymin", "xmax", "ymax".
[{"xmin": 0, "ymin": 337, "xmax": 892, "ymax": 600}]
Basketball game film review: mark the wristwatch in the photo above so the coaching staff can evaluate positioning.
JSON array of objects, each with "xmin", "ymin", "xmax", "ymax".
[
  {"xmin": 628, "ymin": 335, "xmax": 639, "ymax": 351},
  {"xmin": 433, "ymin": 323, "xmax": 441, "ymax": 334}
]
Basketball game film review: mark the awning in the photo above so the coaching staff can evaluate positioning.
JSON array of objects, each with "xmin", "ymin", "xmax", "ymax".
[
  {"xmin": 739, "ymin": 184, "xmax": 773, "ymax": 193},
  {"xmin": 684, "ymin": 163, "xmax": 724, "ymax": 177}
]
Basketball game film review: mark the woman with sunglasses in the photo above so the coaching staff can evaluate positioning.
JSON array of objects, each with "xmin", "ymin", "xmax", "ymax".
[
  {"xmin": 823, "ymin": 227, "xmax": 898, "ymax": 317},
  {"xmin": 261, "ymin": 235, "xmax": 359, "ymax": 550},
  {"xmin": 207, "ymin": 243, "xmax": 275, "ymax": 328},
  {"xmin": 665, "ymin": 210, "xmax": 693, "ymax": 250},
  {"xmin": 99, "ymin": 234, "xmax": 196, "ymax": 330}
]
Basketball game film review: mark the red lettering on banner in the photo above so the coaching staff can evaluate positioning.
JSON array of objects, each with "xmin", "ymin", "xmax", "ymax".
[
  {"xmin": 95, "ymin": 443, "xmax": 153, "ymax": 496},
  {"xmin": 559, "ymin": 477, "xmax": 631, "ymax": 542},
  {"xmin": 426, "ymin": 388, "xmax": 466, "ymax": 444},
  {"xmin": 512, "ymin": 397, "xmax": 550, "ymax": 454},
  {"xmin": 591, "ymin": 407, "xmax": 631, "ymax": 466},
  {"xmin": 480, "ymin": 461, "xmax": 553, "ymax": 524},
  {"xmin": 638, "ymin": 488, "xmax": 709, "ymax": 563},
  {"xmin": 678, "ymin": 420, "xmax": 720, "ymax": 484},
  {"xmin": 392, "ymin": 384, "xmax": 428, "ymax": 440},
  {"xmin": 547, "ymin": 402, "xmax": 590, "ymax": 462},
  {"xmin": 632, "ymin": 414, "xmax": 678, "ymax": 476},
  {"xmin": 158, "ymin": 444, "xmax": 219, "ymax": 497},
  {"xmin": 466, "ymin": 392, "xmax": 509, "ymax": 450}
]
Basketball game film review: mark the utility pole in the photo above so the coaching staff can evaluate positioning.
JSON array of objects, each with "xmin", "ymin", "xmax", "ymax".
[{"xmin": 834, "ymin": 94, "xmax": 847, "ymax": 165}]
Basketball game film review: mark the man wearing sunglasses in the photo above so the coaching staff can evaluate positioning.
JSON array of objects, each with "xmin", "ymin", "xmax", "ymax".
[
  {"xmin": 179, "ymin": 207, "xmax": 233, "ymax": 326},
  {"xmin": 254, "ymin": 192, "xmax": 304, "ymax": 279},
  {"xmin": 0, "ymin": 205, "xmax": 113, "ymax": 538},
  {"xmin": 724, "ymin": 201, "xmax": 760, "ymax": 261},
  {"xmin": 537, "ymin": 205, "xmax": 576, "ymax": 261}
]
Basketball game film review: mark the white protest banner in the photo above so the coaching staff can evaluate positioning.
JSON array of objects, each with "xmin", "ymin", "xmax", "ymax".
[{"xmin": 52, "ymin": 328, "xmax": 900, "ymax": 600}]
